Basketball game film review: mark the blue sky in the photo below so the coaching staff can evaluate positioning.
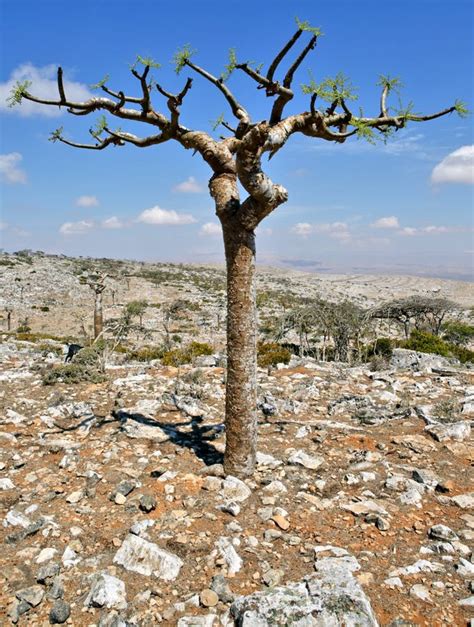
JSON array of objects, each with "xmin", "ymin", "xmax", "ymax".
[{"xmin": 0, "ymin": 0, "xmax": 473, "ymax": 279}]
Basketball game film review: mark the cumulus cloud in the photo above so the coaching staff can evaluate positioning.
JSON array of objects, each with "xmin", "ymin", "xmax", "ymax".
[
  {"xmin": 76, "ymin": 195, "xmax": 99, "ymax": 207},
  {"xmin": 199, "ymin": 222, "xmax": 221, "ymax": 236},
  {"xmin": 291, "ymin": 222, "xmax": 313, "ymax": 238},
  {"xmin": 431, "ymin": 145, "xmax": 474, "ymax": 185},
  {"xmin": 59, "ymin": 220, "xmax": 95, "ymax": 235},
  {"xmin": 137, "ymin": 205, "xmax": 197, "ymax": 225},
  {"xmin": 0, "ymin": 152, "xmax": 27, "ymax": 184},
  {"xmin": 398, "ymin": 224, "xmax": 472, "ymax": 236},
  {"xmin": 173, "ymin": 176, "xmax": 205, "ymax": 193},
  {"xmin": 371, "ymin": 216, "xmax": 399, "ymax": 229},
  {"xmin": 101, "ymin": 216, "xmax": 124, "ymax": 229},
  {"xmin": 0, "ymin": 63, "xmax": 92, "ymax": 117},
  {"xmin": 291, "ymin": 221, "xmax": 350, "ymax": 241}
]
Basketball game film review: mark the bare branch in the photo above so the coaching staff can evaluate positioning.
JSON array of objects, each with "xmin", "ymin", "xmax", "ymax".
[
  {"xmin": 267, "ymin": 29, "xmax": 303, "ymax": 83},
  {"xmin": 380, "ymin": 84, "xmax": 389, "ymax": 117},
  {"xmin": 56, "ymin": 135, "xmax": 123, "ymax": 150},
  {"xmin": 105, "ymin": 127, "xmax": 168, "ymax": 147},
  {"xmin": 184, "ymin": 58, "xmax": 250, "ymax": 124},
  {"xmin": 102, "ymin": 85, "xmax": 142, "ymax": 104},
  {"xmin": 57, "ymin": 67, "xmax": 66, "ymax": 104},
  {"xmin": 282, "ymin": 35, "xmax": 317, "ymax": 89},
  {"xmin": 131, "ymin": 65, "xmax": 152, "ymax": 114},
  {"xmin": 156, "ymin": 77, "xmax": 193, "ymax": 129}
]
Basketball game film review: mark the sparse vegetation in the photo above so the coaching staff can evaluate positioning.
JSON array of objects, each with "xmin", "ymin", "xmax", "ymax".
[{"xmin": 257, "ymin": 341, "xmax": 292, "ymax": 367}]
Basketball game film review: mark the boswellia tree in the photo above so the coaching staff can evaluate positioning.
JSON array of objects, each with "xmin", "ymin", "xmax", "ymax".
[{"xmin": 9, "ymin": 19, "xmax": 466, "ymax": 476}]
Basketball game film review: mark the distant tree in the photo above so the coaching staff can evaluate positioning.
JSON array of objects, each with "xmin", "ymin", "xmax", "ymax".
[
  {"xmin": 372, "ymin": 296, "xmax": 457, "ymax": 338},
  {"xmin": 11, "ymin": 22, "xmax": 466, "ymax": 475},
  {"xmin": 5, "ymin": 306, "xmax": 12, "ymax": 332},
  {"xmin": 162, "ymin": 299, "xmax": 187, "ymax": 349},
  {"xmin": 80, "ymin": 272, "xmax": 108, "ymax": 339},
  {"xmin": 126, "ymin": 299, "xmax": 148, "ymax": 326},
  {"xmin": 442, "ymin": 321, "xmax": 474, "ymax": 346}
]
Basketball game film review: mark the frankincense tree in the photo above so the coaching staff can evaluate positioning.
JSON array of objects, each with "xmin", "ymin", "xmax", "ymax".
[{"xmin": 9, "ymin": 19, "xmax": 467, "ymax": 476}]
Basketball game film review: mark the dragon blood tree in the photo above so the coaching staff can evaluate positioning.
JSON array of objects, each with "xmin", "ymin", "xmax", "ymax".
[{"xmin": 10, "ymin": 19, "xmax": 467, "ymax": 476}]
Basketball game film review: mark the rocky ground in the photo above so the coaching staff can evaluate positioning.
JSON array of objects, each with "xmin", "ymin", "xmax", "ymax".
[
  {"xmin": 1, "ymin": 252, "xmax": 473, "ymax": 626},
  {"xmin": 1, "ymin": 338, "xmax": 473, "ymax": 626}
]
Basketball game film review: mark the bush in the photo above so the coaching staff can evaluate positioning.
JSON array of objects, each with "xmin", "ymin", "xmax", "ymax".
[
  {"xmin": 257, "ymin": 341, "xmax": 291, "ymax": 367},
  {"xmin": 42, "ymin": 364, "xmax": 106, "ymax": 385},
  {"xmin": 442, "ymin": 321, "xmax": 474, "ymax": 346},
  {"xmin": 16, "ymin": 324, "xmax": 31, "ymax": 333},
  {"xmin": 40, "ymin": 306, "xmax": 50, "ymax": 312},
  {"xmin": 401, "ymin": 329, "xmax": 474, "ymax": 364},
  {"xmin": 161, "ymin": 341, "xmax": 213, "ymax": 366},
  {"xmin": 128, "ymin": 345, "xmax": 165, "ymax": 361},
  {"xmin": 402, "ymin": 330, "xmax": 450, "ymax": 357},
  {"xmin": 42, "ymin": 343, "xmax": 106, "ymax": 385},
  {"xmin": 366, "ymin": 337, "xmax": 393, "ymax": 358}
]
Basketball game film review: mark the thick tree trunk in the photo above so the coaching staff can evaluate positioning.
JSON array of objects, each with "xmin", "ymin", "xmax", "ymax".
[
  {"xmin": 222, "ymin": 221, "xmax": 257, "ymax": 476},
  {"xmin": 94, "ymin": 292, "xmax": 103, "ymax": 339}
]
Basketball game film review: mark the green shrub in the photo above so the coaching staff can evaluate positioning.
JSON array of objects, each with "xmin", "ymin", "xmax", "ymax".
[
  {"xmin": 42, "ymin": 364, "xmax": 106, "ymax": 385},
  {"xmin": 37, "ymin": 342, "xmax": 63, "ymax": 357},
  {"xmin": 442, "ymin": 321, "xmax": 474, "ymax": 346},
  {"xmin": 42, "ymin": 343, "xmax": 105, "ymax": 385},
  {"xmin": 128, "ymin": 345, "xmax": 165, "ymax": 361},
  {"xmin": 16, "ymin": 324, "xmax": 31, "ymax": 333},
  {"xmin": 161, "ymin": 341, "xmax": 213, "ymax": 366},
  {"xmin": 402, "ymin": 330, "xmax": 451, "ymax": 357},
  {"xmin": 257, "ymin": 341, "xmax": 291, "ymax": 367},
  {"xmin": 366, "ymin": 337, "xmax": 393, "ymax": 358},
  {"xmin": 401, "ymin": 329, "xmax": 474, "ymax": 364},
  {"xmin": 40, "ymin": 306, "xmax": 50, "ymax": 312}
]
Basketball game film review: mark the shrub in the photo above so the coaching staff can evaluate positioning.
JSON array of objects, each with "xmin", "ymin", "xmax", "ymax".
[
  {"xmin": 442, "ymin": 321, "xmax": 474, "ymax": 346},
  {"xmin": 42, "ymin": 343, "xmax": 106, "ymax": 385},
  {"xmin": 42, "ymin": 364, "xmax": 106, "ymax": 385},
  {"xmin": 450, "ymin": 344, "xmax": 474, "ymax": 364},
  {"xmin": 366, "ymin": 337, "xmax": 393, "ymax": 358},
  {"xmin": 40, "ymin": 306, "xmax": 50, "ymax": 312},
  {"xmin": 128, "ymin": 345, "xmax": 165, "ymax": 361},
  {"xmin": 402, "ymin": 330, "xmax": 450, "ymax": 357},
  {"xmin": 257, "ymin": 341, "xmax": 291, "ymax": 367},
  {"xmin": 161, "ymin": 341, "xmax": 213, "ymax": 366},
  {"xmin": 37, "ymin": 342, "xmax": 63, "ymax": 357},
  {"xmin": 16, "ymin": 323, "xmax": 31, "ymax": 333}
]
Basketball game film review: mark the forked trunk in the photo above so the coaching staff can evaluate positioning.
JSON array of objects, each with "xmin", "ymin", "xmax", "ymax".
[
  {"xmin": 222, "ymin": 221, "xmax": 257, "ymax": 476},
  {"xmin": 94, "ymin": 292, "xmax": 103, "ymax": 339}
]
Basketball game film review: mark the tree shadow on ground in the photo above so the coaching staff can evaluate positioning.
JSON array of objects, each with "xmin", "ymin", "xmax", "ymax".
[{"xmin": 50, "ymin": 409, "xmax": 224, "ymax": 466}]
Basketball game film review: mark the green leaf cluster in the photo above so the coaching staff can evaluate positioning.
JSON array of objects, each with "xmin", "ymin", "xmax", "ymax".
[
  {"xmin": 349, "ymin": 117, "xmax": 377, "ymax": 144},
  {"xmin": 221, "ymin": 48, "xmax": 237, "ymax": 82},
  {"xmin": 301, "ymin": 71, "xmax": 357, "ymax": 104},
  {"xmin": 376, "ymin": 74, "xmax": 402, "ymax": 92},
  {"xmin": 90, "ymin": 74, "xmax": 109, "ymax": 90},
  {"xmin": 7, "ymin": 80, "xmax": 32, "ymax": 107},
  {"xmin": 173, "ymin": 44, "xmax": 196, "ymax": 75},
  {"xmin": 49, "ymin": 127, "xmax": 64, "ymax": 143},
  {"xmin": 454, "ymin": 99, "xmax": 469, "ymax": 118},
  {"xmin": 295, "ymin": 17, "xmax": 323, "ymax": 37},
  {"xmin": 90, "ymin": 115, "xmax": 107, "ymax": 139},
  {"xmin": 135, "ymin": 55, "xmax": 161, "ymax": 69},
  {"xmin": 211, "ymin": 113, "xmax": 225, "ymax": 131}
]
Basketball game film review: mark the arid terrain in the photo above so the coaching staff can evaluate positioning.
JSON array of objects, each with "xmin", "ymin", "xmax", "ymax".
[{"xmin": 0, "ymin": 252, "xmax": 473, "ymax": 626}]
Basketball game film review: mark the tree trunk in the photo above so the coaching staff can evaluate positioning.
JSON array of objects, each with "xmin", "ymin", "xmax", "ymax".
[
  {"xmin": 94, "ymin": 291, "xmax": 103, "ymax": 339},
  {"xmin": 222, "ymin": 221, "xmax": 257, "ymax": 476}
]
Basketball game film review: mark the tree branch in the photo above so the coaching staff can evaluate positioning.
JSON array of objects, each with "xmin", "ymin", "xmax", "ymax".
[
  {"xmin": 267, "ymin": 29, "xmax": 303, "ymax": 83},
  {"xmin": 184, "ymin": 59, "xmax": 250, "ymax": 125},
  {"xmin": 56, "ymin": 135, "xmax": 124, "ymax": 150},
  {"xmin": 105, "ymin": 127, "xmax": 169, "ymax": 147},
  {"xmin": 131, "ymin": 64, "xmax": 152, "ymax": 114},
  {"xmin": 57, "ymin": 67, "xmax": 66, "ymax": 104}
]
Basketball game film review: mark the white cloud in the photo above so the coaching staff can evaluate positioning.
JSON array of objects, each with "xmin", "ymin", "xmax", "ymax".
[
  {"xmin": 137, "ymin": 205, "xmax": 197, "ymax": 226},
  {"xmin": 371, "ymin": 216, "xmax": 400, "ymax": 229},
  {"xmin": 291, "ymin": 221, "xmax": 350, "ymax": 241},
  {"xmin": 199, "ymin": 222, "xmax": 221, "ymax": 236},
  {"xmin": 101, "ymin": 216, "xmax": 124, "ymax": 229},
  {"xmin": 291, "ymin": 222, "xmax": 313, "ymax": 238},
  {"xmin": 0, "ymin": 152, "xmax": 27, "ymax": 184},
  {"xmin": 431, "ymin": 145, "xmax": 474, "ymax": 185},
  {"xmin": 59, "ymin": 220, "xmax": 95, "ymax": 235},
  {"xmin": 398, "ymin": 224, "xmax": 472, "ymax": 236},
  {"xmin": 0, "ymin": 221, "xmax": 8, "ymax": 230},
  {"xmin": 399, "ymin": 227, "xmax": 418, "ymax": 236},
  {"xmin": 0, "ymin": 63, "xmax": 92, "ymax": 117},
  {"xmin": 173, "ymin": 176, "xmax": 205, "ymax": 193},
  {"xmin": 76, "ymin": 195, "xmax": 99, "ymax": 207}
]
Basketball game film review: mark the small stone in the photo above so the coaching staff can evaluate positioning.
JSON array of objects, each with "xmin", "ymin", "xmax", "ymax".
[
  {"xmin": 16, "ymin": 585, "xmax": 45, "ymax": 607},
  {"xmin": 220, "ymin": 501, "xmax": 241, "ymax": 516},
  {"xmin": 262, "ymin": 568, "xmax": 284, "ymax": 587},
  {"xmin": 210, "ymin": 575, "xmax": 234, "ymax": 603},
  {"xmin": 114, "ymin": 493, "xmax": 127, "ymax": 505},
  {"xmin": 116, "ymin": 480, "xmax": 136, "ymax": 496},
  {"xmin": 410, "ymin": 584, "xmax": 431, "ymax": 602},
  {"xmin": 37, "ymin": 562, "xmax": 60, "ymax": 584},
  {"xmin": 65, "ymin": 490, "xmax": 83, "ymax": 504},
  {"xmin": 139, "ymin": 494, "xmax": 156, "ymax": 513},
  {"xmin": 49, "ymin": 599, "xmax": 70, "ymax": 624},
  {"xmin": 271, "ymin": 514, "xmax": 290, "ymax": 530},
  {"xmin": 288, "ymin": 450, "xmax": 324, "ymax": 470},
  {"xmin": 200, "ymin": 589, "xmax": 219, "ymax": 607},
  {"xmin": 36, "ymin": 548, "xmax": 58, "ymax": 564},
  {"xmin": 429, "ymin": 524, "xmax": 459, "ymax": 542},
  {"xmin": 84, "ymin": 572, "xmax": 127, "ymax": 610},
  {"xmin": 220, "ymin": 476, "xmax": 252, "ymax": 502}
]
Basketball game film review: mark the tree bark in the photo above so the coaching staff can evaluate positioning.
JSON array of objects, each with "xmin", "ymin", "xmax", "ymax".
[
  {"xmin": 94, "ymin": 291, "xmax": 103, "ymax": 339},
  {"xmin": 222, "ymin": 220, "xmax": 257, "ymax": 476}
]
